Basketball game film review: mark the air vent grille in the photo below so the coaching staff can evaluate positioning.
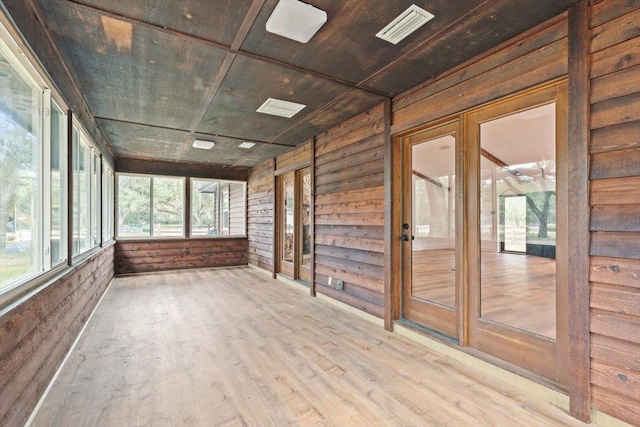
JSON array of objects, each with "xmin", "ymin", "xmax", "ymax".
[
  {"xmin": 376, "ymin": 5, "xmax": 434, "ymax": 45},
  {"xmin": 239, "ymin": 142, "xmax": 256, "ymax": 149},
  {"xmin": 256, "ymin": 97, "xmax": 306, "ymax": 118}
]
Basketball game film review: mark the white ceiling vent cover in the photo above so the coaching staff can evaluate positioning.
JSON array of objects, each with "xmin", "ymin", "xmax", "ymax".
[
  {"xmin": 257, "ymin": 97, "xmax": 306, "ymax": 118},
  {"xmin": 376, "ymin": 4, "xmax": 434, "ymax": 45}
]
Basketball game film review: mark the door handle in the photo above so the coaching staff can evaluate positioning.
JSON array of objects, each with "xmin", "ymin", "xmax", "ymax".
[{"xmin": 401, "ymin": 234, "xmax": 414, "ymax": 241}]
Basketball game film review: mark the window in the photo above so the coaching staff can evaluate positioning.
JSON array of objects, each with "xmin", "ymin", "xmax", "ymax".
[
  {"xmin": 191, "ymin": 179, "xmax": 246, "ymax": 237},
  {"xmin": 116, "ymin": 174, "xmax": 185, "ymax": 238},
  {"xmin": 0, "ymin": 21, "xmax": 68, "ymax": 299},
  {"xmin": 50, "ymin": 101, "xmax": 67, "ymax": 266},
  {"xmin": 91, "ymin": 151, "xmax": 100, "ymax": 247},
  {"xmin": 102, "ymin": 162, "xmax": 114, "ymax": 243},
  {"xmin": 72, "ymin": 127, "xmax": 91, "ymax": 255}
]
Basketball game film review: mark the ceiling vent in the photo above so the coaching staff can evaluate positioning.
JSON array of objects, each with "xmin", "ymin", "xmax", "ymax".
[
  {"xmin": 239, "ymin": 141, "xmax": 256, "ymax": 149},
  {"xmin": 257, "ymin": 97, "xmax": 306, "ymax": 118},
  {"xmin": 376, "ymin": 4, "xmax": 434, "ymax": 45}
]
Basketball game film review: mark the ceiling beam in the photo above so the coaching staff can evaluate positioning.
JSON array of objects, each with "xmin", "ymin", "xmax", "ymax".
[
  {"xmin": 95, "ymin": 117, "xmax": 297, "ymax": 147},
  {"xmin": 63, "ymin": 0, "xmax": 391, "ymax": 98},
  {"xmin": 480, "ymin": 148, "xmax": 522, "ymax": 177},
  {"xmin": 412, "ymin": 170, "xmax": 450, "ymax": 191},
  {"xmin": 176, "ymin": 0, "xmax": 268, "ymax": 162}
]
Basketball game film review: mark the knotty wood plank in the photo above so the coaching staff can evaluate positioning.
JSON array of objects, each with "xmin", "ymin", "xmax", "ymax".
[
  {"xmin": 315, "ymin": 235, "xmax": 384, "ymax": 253},
  {"xmin": 315, "ymin": 146, "xmax": 383, "ymax": 177},
  {"xmin": 590, "ymin": 119, "xmax": 640, "ymax": 153},
  {"xmin": 590, "ymin": 91, "xmax": 640, "ymax": 130},
  {"xmin": 590, "ymin": 37, "xmax": 640, "ymax": 78},
  {"xmin": 591, "ymin": 308, "xmax": 640, "ymax": 345},
  {"xmin": 591, "ymin": 359, "xmax": 640, "ymax": 403},
  {"xmin": 315, "ymin": 104, "xmax": 384, "ymax": 145},
  {"xmin": 591, "ymin": 176, "xmax": 640, "ymax": 205},
  {"xmin": 314, "ymin": 173, "xmax": 384, "ymax": 196},
  {"xmin": 590, "ymin": 256, "xmax": 640, "ymax": 288},
  {"xmin": 592, "ymin": 385, "xmax": 640, "ymax": 426},
  {"xmin": 591, "ymin": 333, "xmax": 640, "ymax": 373},
  {"xmin": 590, "ymin": 231, "xmax": 640, "ymax": 259},
  {"xmin": 589, "ymin": 7, "xmax": 640, "ymax": 53},
  {"xmin": 315, "ymin": 186, "xmax": 384, "ymax": 206},
  {"xmin": 590, "ymin": 65, "xmax": 640, "ymax": 104},
  {"xmin": 590, "ymin": 0, "xmax": 640, "ymax": 28},
  {"xmin": 314, "ymin": 245, "xmax": 384, "ymax": 267},
  {"xmin": 590, "ymin": 147, "xmax": 640, "ymax": 179},
  {"xmin": 590, "ymin": 205, "xmax": 640, "ymax": 232},
  {"xmin": 591, "ymin": 282, "xmax": 640, "ymax": 316}
]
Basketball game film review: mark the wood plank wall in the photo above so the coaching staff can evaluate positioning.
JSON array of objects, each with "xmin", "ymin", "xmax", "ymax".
[
  {"xmin": 391, "ymin": 13, "xmax": 569, "ymax": 134},
  {"xmin": 276, "ymin": 141, "xmax": 311, "ymax": 172},
  {"xmin": 588, "ymin": 1, "xmax": 640, "ymax": 424},
  {"xmin": 0, "ymin": 245, "xmax": 115, "ymax": 427},
  {"xmin": 313, "ymin": 105, "xmax": 386, "ymax": 318},
  {"xmin": 114, "ymin": 238, "xmax": 248, "ymax": 275},
  {"xmin": 247, "ymin": 160, "xmax": 275, "ymax": 271}
]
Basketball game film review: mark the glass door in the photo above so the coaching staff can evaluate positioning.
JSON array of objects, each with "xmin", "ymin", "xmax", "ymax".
[
  {"xmin": 466, "ymin": 83, "xmax": 568, "ymax": 385},
  {"xmin": 402, "ymin": 121, "xmax": 460, "ymax": 339},
  {"xmin": 278, "ymin": 168, "xmax": 312, "ymax": 283}
]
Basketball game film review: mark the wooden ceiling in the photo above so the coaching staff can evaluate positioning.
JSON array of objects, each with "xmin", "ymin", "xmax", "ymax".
[{"xmin": 34, "ymin": 0, "xmax": 578, "ymax": 168}]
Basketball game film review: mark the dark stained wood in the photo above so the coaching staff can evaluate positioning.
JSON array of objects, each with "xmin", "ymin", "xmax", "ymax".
[
  {"xmin": 590, "ymin": 256, "xmax": 640, "ymax": 288},
  {"xmin": 590, "ymin": 119, "xmax": 640, "ymax": 154},
  {"xmin": 590, "ymin": 0, "xmax": 640, "ymax": 27},
  {"xmin": 590, "ymin": 205, "xmax": 640, "ymax": 232},
  {"xmin": 590, "ymin": 92, "xmax": 640, "ymax": 130},
  {"xmin": 310, "ymin": 137, "xmax": 316, "ymax": 297},
  {"xmin": 590, "ymin": 65, "xmax": 640, "ymax": 104},
  {"xmin": 590, "ymin": 231, "xmax": 640, "ymax": 260},
  {"xmin": 589, "ymin": 7, "xmax": 640, "ymax": 53},
  {"xmin": 67, "ymin": 110, "xmax": 74, "ymax": 266},
  {"xmin": 589, "ymin": 37, "xmax": 640, "ymax": 79},
  {"xmin": 382, "ymin": 97, "xmax": 394, "ymax": 331},
  {"xmin": 247, "ymin": 159, "xmax": 275, "ymax": 272},
  {"xmin": 114, "ymin": 238, "xmax": 248, "ymax": 274},
  {"xmin": 568, "ymin": 0, "xmax": 591, "ymax": 420},
  {"xmin": 115, "ymin": 157, "xmax": 250, "ymax": 181},
  {"xmin": 271, "ymin": 157, "xmax": 278, "ymax": 279},
  {"xmin": 0, "ymin": 246, "xmax": 114, "ymax": 426},
  {"xmin": 591, "ymin": 176, "xmax": 640, "ymax": 205}
]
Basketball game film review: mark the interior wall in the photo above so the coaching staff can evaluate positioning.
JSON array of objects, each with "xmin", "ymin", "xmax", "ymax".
[
  {"xmin": 313, "ymin": 105, "xmax": 386, "ymax": 317},
  {"xmin": 114, "ymin": 238, "xmax": 248, "ymax": 275},
  {"xmin": 247, "ymin": 159, "xmax": 275, "ymax": 272},
  {"xmin": 0, "ymin": 245, "xmax": 115, "ymax": 426},
  {"xmin": 587, "ymin": 1, "xmax": 640, "ymax": 424}
]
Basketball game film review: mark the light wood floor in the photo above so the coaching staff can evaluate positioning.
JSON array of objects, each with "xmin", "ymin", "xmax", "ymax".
[
  {"xmin": 31, "ymin": 267, "xmax": 585, "ymax": 427},
  {"xmin": 412, "ymin": 249, "xmax": 556, "ymax": 338}
]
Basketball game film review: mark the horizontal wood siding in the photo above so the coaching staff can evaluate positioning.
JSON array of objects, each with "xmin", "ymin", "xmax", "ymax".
[
  {"xmin": 392, "ymin": 15, "xmax": 569, "ymax": 134},
  {"xmin": 247, "ymin": 159, "xmax": 275, "ymax": 271},
  {"xmin": 229, "ymin": 182, "xmax": 245, "ymax": 235},
  {"xmin": 314, "ymin": 105, "xmax": 386, "ymax": 318},
  {"xmin": 275, "ymin": 142, "xmax": 311, "ymax": 173},
  {"xmin": 0, "ymin": 245, "xmax": 114, "ymax": 427},
  {"xmin": 114, "ymin": 238, "xmax": 248, "ymax": 275},
  {"xmin": 588, "ymin": 1, "xmax": 640, "ymax": 424}
]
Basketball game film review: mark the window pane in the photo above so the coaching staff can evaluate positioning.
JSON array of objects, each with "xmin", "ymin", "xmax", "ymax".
[
  {"xmin": 0, "ymin": 50, "xmax": 41, "ymax": 288},
  {"xmin": 152, "ymin": 177, "xmax": 184, "ymax": 237},
  {"xmin": 282, "ymin": 176, "xmax": 294, "ymax": 263},
  {"xmin": 479, "ymin": 102, "xmax": 557, "ymax": 339},
  {"xmin": 91, "ymin": 152, "xmax": 100, "ymax": 247},
  {"xmin": 50, "ymin": 103, "xmax": 66, "ymax": 265},
  {"xmin": 102, "ymin": 166, "xmax": 113, "ymax": 242},
  {"xmin": 117, "ymin": 175, "xmax": 151, "ymax": 238},
  {"xmin": 73, "ymin": 133, "xmax": 91, "ymax": 255},
  {"xmin": 191, "ymin": 179, "xmax": 219, "ymax": 236}
]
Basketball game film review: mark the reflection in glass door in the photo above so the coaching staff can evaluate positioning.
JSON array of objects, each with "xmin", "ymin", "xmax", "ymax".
[
  {"xmin": 299, "ymin": 169, "xmax": 311, "ymax": 282},
  {"xmin": 279, "ymin": 172, "xmax": 295, "ymax": 277},
  {"xmin": 402, "ymin": 121, "xmax": 459, "ymax": 339},
  {"xmin": 467, "ymin": 83, "xmax": 568, "ymax": 385}
]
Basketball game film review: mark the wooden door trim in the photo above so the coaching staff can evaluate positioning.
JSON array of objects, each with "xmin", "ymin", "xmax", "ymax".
[{"xmin": 310, "ymin": 137, "xmax": 316, "ymax": 296}]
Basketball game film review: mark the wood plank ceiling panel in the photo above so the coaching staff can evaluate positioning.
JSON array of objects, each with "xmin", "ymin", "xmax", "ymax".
[
  {"xmin": 364, "ymin": 0, "xmax": 581, "ymax": 95},
  {"xmin": 97, "ymin": 120, "xmax": 191, "ymax": 162},
  {"xmin": 37, "ymin": 0, "xmax": 229, "ymax": 130},
  {"xmin": 68, "ymin": 0, "xmax": 253, "ymax": 46},
  {"xmin": 240, "ymin": 0, "xmax": 484, "ymax": 88},
  {"xmin": 196, "ymin": 54, "xmax": 354, "ymax": 143}
]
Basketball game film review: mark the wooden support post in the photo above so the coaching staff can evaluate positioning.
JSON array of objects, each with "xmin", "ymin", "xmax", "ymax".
[
  {"xmin": 310, "ymin": 137, "xmax": 316, "ymax": 297},
  {"xmin": 185, "ymin": 177, "xmax": 191, "ymax": 238},
  {"xmin": 272, "ymin": 157, "xmax": 278, "ymax": 279},
  {"xmin": 383, "ymin": 98, "xmax": 397, "ymax": 331},
  {"xmin": 567, "ymin": 0, "xmax": 591, "ymax": 422}
]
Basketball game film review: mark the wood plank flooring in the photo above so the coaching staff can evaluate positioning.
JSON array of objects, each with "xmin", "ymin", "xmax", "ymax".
[
  {"xmin": 30, "ymin": 267, "xmax": 585, "ymax": 427},
  {"xmin": 412, "ymin": 249, "xmax": 556, "ymax": 338}
]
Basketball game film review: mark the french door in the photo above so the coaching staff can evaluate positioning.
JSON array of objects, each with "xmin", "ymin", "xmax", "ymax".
[
  {"xmin": 401, "ymin": 81, "xmax": 568, "ymax": 386},
  {"xmin": 278, "ymin": 168, "xmax": 311, "ymax": 282}
]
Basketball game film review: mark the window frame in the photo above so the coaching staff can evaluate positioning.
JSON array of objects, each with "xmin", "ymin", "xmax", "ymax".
[
  {"xmin": 189, "ymin": 178, "xmax": 247, "ymax": 239},
  {"xmin": 115, "ymin": 173, "xmax": 187, "ymax": 240}
]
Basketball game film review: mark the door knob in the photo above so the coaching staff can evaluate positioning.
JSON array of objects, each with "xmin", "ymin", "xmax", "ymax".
[{"xmin": 401, "ymin": 234, "xmax": 414, "ymax": 241}]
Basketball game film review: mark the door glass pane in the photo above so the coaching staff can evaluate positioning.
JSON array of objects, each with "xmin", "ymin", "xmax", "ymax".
[
  {"xmin": 301, "ymin": 171, "xmax": 311, "ymax": 268},
  {"xmin": 411, "ymin": 134, "xmax": 456, "ymax": 308},
  {"xmin": 282, "ymin": 175, "xmax": 294, "ymax": 264},
  {"xmin": 479, "ymin": 103, "xmax": 556, "ymax": 339}
]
